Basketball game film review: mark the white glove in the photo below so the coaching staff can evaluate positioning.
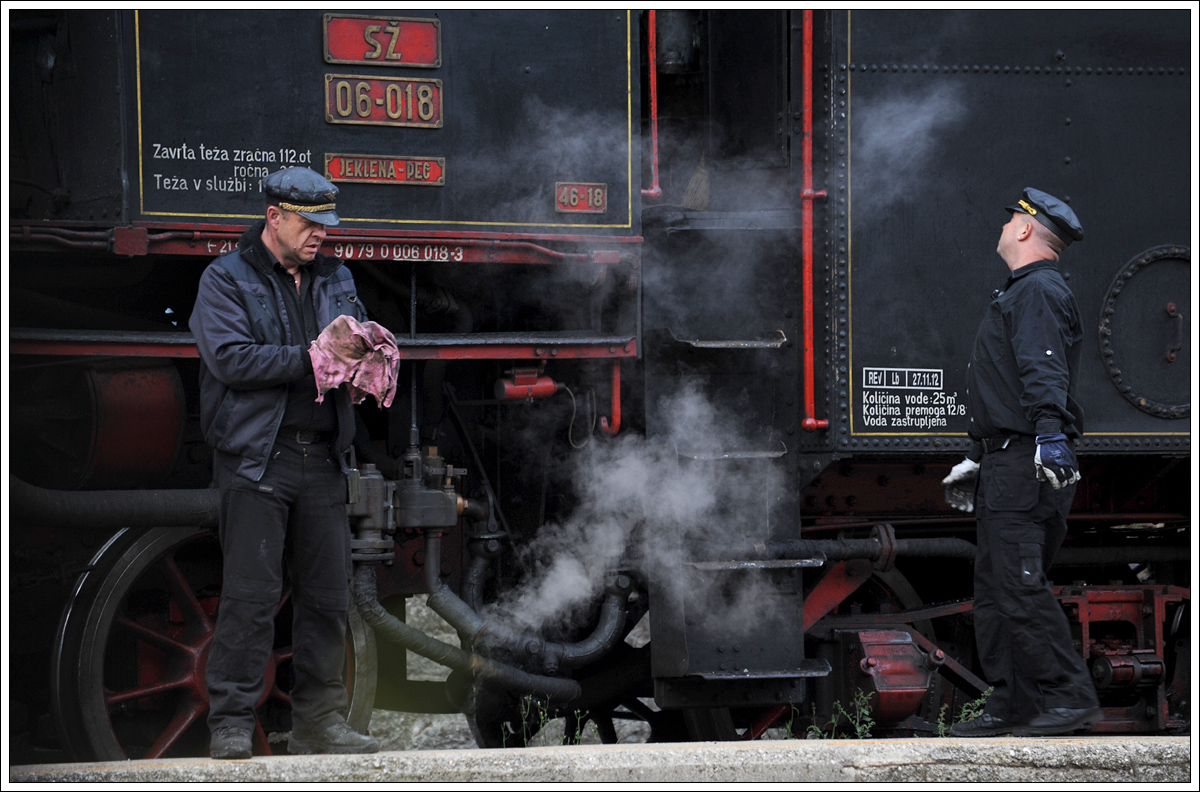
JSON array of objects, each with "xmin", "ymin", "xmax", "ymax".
[{"xmin": 942, "ymin": 458, "xmax": 980, "ymax": 513}]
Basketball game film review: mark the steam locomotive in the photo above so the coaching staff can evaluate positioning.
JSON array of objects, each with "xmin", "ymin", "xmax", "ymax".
[{"xmin": 8, "ymin": 9, "xmax": 1190, "ymax": 761}]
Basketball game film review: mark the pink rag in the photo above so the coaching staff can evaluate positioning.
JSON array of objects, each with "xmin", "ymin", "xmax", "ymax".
[{"xmin": 309, "ymin": 315, "xmax": 401, "ymax": 408}]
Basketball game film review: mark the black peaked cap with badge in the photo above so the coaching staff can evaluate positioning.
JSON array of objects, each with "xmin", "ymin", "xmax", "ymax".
[
  {"xmin": 264, "ymin": 167, "xmax": 340, "ymax": 226},
  {"xmin": 1006, "ymin": 187, "xmax": 1082, "ymax": 245}
]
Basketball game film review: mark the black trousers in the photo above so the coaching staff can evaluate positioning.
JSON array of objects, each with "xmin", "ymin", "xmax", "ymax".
[
  {"xmin": 973, "ymin": 436, "xmax": 1099, "ymax": 722},
  {"xmin": 206, "ymin": 434, "xmax": 351, "ymax": 733}
]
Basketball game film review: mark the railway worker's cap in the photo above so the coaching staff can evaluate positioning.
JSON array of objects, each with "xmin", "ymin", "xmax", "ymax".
[
  {"xmin": 264, "ymin": 167, "xmax": 340, "ymax": 226},
  {"xmin": 1006, "ymin": 187, "xmax": 1082, "ymax": 246}
]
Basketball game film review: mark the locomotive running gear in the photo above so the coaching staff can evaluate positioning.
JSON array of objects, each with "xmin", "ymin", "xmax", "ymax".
[
  {"xmin": 209, "ymin": 725, "xmax": 253, "ymax": 759},
  {"xmin": 263, "ymin": 167, "xmax": 340, "ymax": 226},
  {"xmin": 1034, "ymin": 433, "xmax": 1081, "ymax": 489},
  {"xmin": 1006, "ymin": 187, "xmax": 1084, "ymax": 245},
  {"xmin": 942, "ymin": 457, "xmax": 980, "ymax": 513},
  {"xmin": 288, "ymin": 718, "xmax": 380, "ymax": 755}
]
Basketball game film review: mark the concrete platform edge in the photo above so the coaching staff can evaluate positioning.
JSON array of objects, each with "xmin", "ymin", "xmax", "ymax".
[{"xmin": 9, "ymin": 736, "xmax": 1193, "ymax": 784}]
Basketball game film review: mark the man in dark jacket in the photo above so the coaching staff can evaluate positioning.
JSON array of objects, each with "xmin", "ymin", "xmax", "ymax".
[
  {"xmin": 943, "ymin": 188, "xmax": 1101, "ymax": 738},
  {"xmin": 190, "ymin": 167, "xmax": 379, "ymax": 758}
]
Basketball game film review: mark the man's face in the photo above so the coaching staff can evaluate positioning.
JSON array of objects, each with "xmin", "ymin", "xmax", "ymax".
[{"xmin": 270, "ymin": 207, "xmax": 327, "ymax": 269}]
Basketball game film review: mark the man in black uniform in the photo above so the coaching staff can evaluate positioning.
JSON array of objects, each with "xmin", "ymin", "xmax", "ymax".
[
  {"xmin": 191, "ymin": 168, "xmax": 380, "ymax": 758},
  {"xmin": 943, "ymin": 188, "xmax": 1101, "ymax": 737}
]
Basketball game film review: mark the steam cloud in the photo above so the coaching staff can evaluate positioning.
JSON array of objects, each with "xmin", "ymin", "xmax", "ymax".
[
  {"xmin": 485, "ymin": 382, "xmax": 787, "ymax": 637},
  {"xmin": 852, "ymin": 83, "xmax": 967, "ymax": 218},
  {"xmin": 456, "ymin": 95, "xmax": 628, "ymax": 227}
]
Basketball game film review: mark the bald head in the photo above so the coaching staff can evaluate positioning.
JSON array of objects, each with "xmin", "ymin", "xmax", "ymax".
[
  {"xmin": 1028, "ymin": 215, "xmax": 1067, "ymax": 256},
  {"xmin": 998, "ymin": 210, "xmax": 1064, "ymax": 271}
]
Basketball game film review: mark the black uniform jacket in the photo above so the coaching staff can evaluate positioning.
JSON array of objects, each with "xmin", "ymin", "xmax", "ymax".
[
  {"xmin": 190, "ymin": 221, "xmax": 367, "ymax": 481},
  {"xmin": 966, "ymin": 259, "xmax": 1083, "ymax": 448}
]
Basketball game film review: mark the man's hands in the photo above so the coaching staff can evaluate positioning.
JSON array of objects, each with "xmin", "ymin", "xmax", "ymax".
[
  {"xmin": 1034, "ymin": 433, "xmax": 1080, "ymax": 489},
  {"xmin": 310, "ymin": 315, "xmax": 400, "ymax": 408},
  {"xmin": 942, "ymin": 457, "xmax": 979, "ymax": 512}
]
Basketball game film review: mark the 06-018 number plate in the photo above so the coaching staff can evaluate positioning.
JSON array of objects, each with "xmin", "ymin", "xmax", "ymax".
[{"xmin": 325, "ymin": 74, "xmax": 443, "ymax": 129}]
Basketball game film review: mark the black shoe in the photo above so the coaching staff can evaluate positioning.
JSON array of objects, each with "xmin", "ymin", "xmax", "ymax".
[
  {"xmin": 210, "ymin": 725, "xmax": 253, "ymax": 759},
  {"xmin": 288, "ymin": 719, "xmax": 380, "ymax": 755},
  {"xmin": 1023, "ymin": 706, "xmax": 1102, "ymax": 736},
  {"xmin": 949, "ymin": 712, "xmax": 1023, "ymax": 737}
]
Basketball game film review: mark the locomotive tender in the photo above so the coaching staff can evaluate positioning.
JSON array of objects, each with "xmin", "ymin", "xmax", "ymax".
[{"xmin": 7, "ymin": 9, "xmax": 1190, "ymax": 760}]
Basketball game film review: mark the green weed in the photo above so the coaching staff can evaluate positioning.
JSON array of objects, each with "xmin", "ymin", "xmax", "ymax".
[
  {"xmin": 806, "ymin": 689, "xmax": 876, "ymax": 739},
  {"xmin": 935, "ymin": 687, "xmax": 994, "ymax": 737}
]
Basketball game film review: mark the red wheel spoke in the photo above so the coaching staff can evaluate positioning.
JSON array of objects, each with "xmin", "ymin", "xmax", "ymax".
[
  {"xmin": 104, "ymin": 675, "xmax": 191, "ymax": 706},
  {"xmin": 252, "ymin": 721, "xmax": 272, "ymax": 756},
  {"xmin": 745, "ymin": 705, "xmax": 788, "ymax": 740},
  {"xmin": 114, "ymin": 615, "xmax": 194, "ymax": 655},
  {"xmin": 274, "ymin": 586, "xmax": 292, "ymax": 619},
  {"xmin": 268, "ymin": 682, "xmax": 292, "ymax": 706},
  {"xmin": 143, "ymin": 700, "xmax": 206, "ymax": 759},
  {"xmin": 158, "ymin": 553, "xmax": 212, "ymax": 633}
]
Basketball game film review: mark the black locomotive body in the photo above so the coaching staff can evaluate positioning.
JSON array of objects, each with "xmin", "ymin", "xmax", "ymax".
[{"xmin": 7, "ymin": 10, "xmax": 1191, "ymax": 761}]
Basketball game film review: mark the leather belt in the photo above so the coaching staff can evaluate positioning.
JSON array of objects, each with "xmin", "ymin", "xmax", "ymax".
[
  {"xmin": 980, "ymin": 433, "xmax": 1030, "ymax": 453},
  {"xmin": 287, "ymin": 429, "xmax": 332, "ymax": 445}
]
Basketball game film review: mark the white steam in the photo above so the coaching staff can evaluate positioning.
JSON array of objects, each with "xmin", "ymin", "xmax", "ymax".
[
  {"xmin": 486, "ymin": 383, "xmax": 786, "ymax": 636},
  {"xmin": 853, "ymin": 83, "xmax": 967, "ymax": 217}
]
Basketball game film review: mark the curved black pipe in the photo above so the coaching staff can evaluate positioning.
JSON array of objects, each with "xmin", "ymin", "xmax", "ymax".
[
  {"xmin": 426, "ymin": 575, "xmax": 631, "ymax": 672},
  {"xmin": 462, "ymin": 553, "xmax": 491, "ymax": 614},
  {"xmin": 352, "ymin": 565, "xmax": 580, "ymax": 703},
  {"xmin": 558, "ymin": 590, "xmax": 629, "ymax": 667},
  {"xmin": 420, "ymin": 523, "xmax": 632, "ymax": 673},
  {"xmin": 11, "ymin": 475, "xmax": 219, "ymax": 529}
]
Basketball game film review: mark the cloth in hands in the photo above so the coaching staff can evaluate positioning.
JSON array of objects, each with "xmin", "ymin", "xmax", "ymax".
[{"xmin": 309, "ymin": 315, "xmax": 400, "ymax": 408}]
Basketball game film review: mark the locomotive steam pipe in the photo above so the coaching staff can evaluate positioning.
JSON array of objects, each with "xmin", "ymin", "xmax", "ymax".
[
  {"xmin": 419, "ymin": 514, "xmax": 634, "ymax": 673},
  {"xmin": 357, "ymin": 452, "xmax": 628, "ymax": 698},
  {"xmin": 351, "ymin": 565, "xmax": 582, "ymax": 703},
  {"xmin": 426, "ymin": 573, "xmax": 633, "ymax": 673},
  {"xmin": 704, "ymin": 533, "xmax": 1187, "ymax": 567},
  {"xmin": 10, "ymin": 475, "xmax": 219, "ymax": 529}
]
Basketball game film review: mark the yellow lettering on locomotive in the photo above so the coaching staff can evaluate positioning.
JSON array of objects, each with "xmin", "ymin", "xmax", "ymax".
[
  {"xmin": 384, "ymin": 22, "xmax": 403, "ymax": 60},
  {"xmin": 363, "ymin": 24, "xmax": 383, "ymax": 59}
]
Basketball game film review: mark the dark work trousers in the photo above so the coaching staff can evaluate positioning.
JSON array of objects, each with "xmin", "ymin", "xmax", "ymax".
[
  {"xmin": 206, "ymin": 433, "xmax": 352, "ymax": 733},
  {"xmin": 972, "ymin": 435, "xmax": 1099, "ymax": 723}
]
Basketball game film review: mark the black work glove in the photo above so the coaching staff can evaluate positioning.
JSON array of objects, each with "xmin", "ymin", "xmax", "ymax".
[{"xmin": 1034, "ymin": 433, "xmax": 1080, "ymax": 489}]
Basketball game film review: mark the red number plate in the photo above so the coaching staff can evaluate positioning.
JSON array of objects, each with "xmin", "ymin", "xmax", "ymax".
[
  {"xmin": 324, "ymin": 75, "xmax": 443, "ymax": 129},
  {"xmin": 324, "ymin": 15, "xmax": 441, "ymax": 68},
  {"xmin": 326, "ymin": 153, "xmax": 445, "ymax": 187},
  {"xmin": 555, "ymin": 183, "xmax": 608, "ymax": 214}
]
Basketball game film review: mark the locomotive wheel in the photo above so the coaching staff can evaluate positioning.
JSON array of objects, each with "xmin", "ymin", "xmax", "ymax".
[
  {"xmin": 51, "ymin": 525, "xmax": 376, "ymax": 760},
  {"xmin": 682, "ymin": 567, "xmax": 934, "ymax": 741}
]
